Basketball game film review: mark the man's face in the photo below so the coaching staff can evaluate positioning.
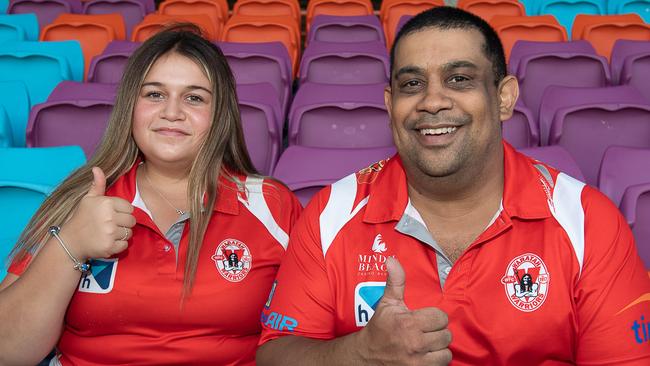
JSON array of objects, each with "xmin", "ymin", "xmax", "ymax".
[{"xmin": 385, "ymin": 27, "xmax": 517, "ymax": 179}]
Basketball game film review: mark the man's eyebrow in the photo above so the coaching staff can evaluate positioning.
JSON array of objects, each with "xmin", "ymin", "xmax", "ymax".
[
  {"xmin": 141, "ymin": 82, "xmax": 213, "ymax": 94},
  {"xmin": 442, "ymin": 60, "xmax": 478, "ymax": 72},
  {"xmin": 394, "ymin": 66, "xmax": 425, "ymax": 79}
]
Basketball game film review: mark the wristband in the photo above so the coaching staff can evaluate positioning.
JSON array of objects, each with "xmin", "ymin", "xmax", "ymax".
[{"xmin": 48, "ymin": 226, "xmax": 91, "ymax": 273}]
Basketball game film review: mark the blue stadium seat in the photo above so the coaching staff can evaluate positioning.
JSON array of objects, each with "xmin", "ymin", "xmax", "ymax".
[
  {"xmin": 538, "ymin": 0, "xmax": 605, "ymax": 38},
  {"xmin": 0, "ymin": 0, "xmax": 8, "ymax": 13},
  {"xmin": 0, "ymin": 81, "xmax": 29, "ymax": 146},
  {"xmin": 0, "ymin": 13, "xmax": 39, "ymax": 41},
  {"xmin": 608, "ymin": 0, "xmax": 650, "ymax": 22},
  {"xmin": 0, "ymin": 106, "xmax": 12, "ymax": 147},
  {"xmin": 0, "ymin": 145, "xmax": 86, "ymax": 281}
]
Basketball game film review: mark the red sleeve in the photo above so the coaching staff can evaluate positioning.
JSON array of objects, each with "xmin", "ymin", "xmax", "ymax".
[
  {"xmin": 259, "ymin": 187, "xmax": 337, "ymax": 344},
  {"xmin": 576, "ymin": 187, "xmax": 650, "ymax": 365},
  {"xmin": 7, "ymin": 252, "xmax": 32, "ymax": 276}
]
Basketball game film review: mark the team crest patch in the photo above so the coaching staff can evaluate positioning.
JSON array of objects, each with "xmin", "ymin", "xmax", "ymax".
[
  {"xmin": 211, "ymin": 239, "xmax": 252, "ymax": 282},
  {"xmin": 500, "ymin": 253, "xmax": 550, "ymax": 312},
  {"xmin": 78, "ymin": 258, "xmax": 118, "ymax": 294},
  {"xmin": 357, "ymin": 159, "xmax": 389, "ymax": 184}
]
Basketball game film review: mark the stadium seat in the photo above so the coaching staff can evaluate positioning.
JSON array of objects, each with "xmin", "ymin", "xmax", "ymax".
[
  {"xmin": 0, "ymin": 0, "xmax": 8, "ymax": 13},
  {"xmin": 272, "ymin": 145, "xmax": 396, "ymax": 206},
  {"xmin": 8, "ymin": 0, "xmax": 82, "ymax": 30},
  {"xmin": 512, "ymin": 41, "xmax": 610, "ymax": 123},
  {"xmin": 222, "ymin": 15, "xmax": 300, "ymax": 76},
  {"xmin": 611, "ymin": 39, "xmax": 650, "ymax": 85},
  {"xmin": 612, "ymin": 40, "xmax": 650, "ymax": 101},
  {"xmin": 299, "ymin": 41, "xmax": 389, "ymax": 86},
  {"xmin": 0, "ymin": 40, "xmax": 82, "ymax": 105},
  {"xmin": 608, "ymin": 0, "xmax": 650, "ymax": 22},
  {"xmin": 0, "ymin": 145, "xmax": 86, "ymax": 281},
  {"xmin": 308, "ymin": 14, "xmax": 385, "ymax": 45},
  {"xmin": 306, "ymin": 0, "xmax": 373, "ymax": 32},
  {"xmin": 491, "ymin": 15, "xmax": 568, "ymax": 60},
  {"xmin": 41, "ymin": 13, "xmax": 126, "ymax": 79},
  {"xmin": 132, "ymin": 13, "xmax": 219, "ymax": 42},
  {"xmin": 87, "ymin": 40, "xmax": 140, "ymax": 83},
  {"xmin": 622, "ymin": 185, "xmax": 650, "ymax": 269},
  {"xmin": 219, "ymin": 41, "xmax": 292, "ymax": 116},
  {"xmin": 0, "ymin": 81, "xmax": 29, "ymax": 146},
  {"xmin": 519, "ymin": 145, "xmax": 585, "ymax": 182},
  {"xmin": 25, "ymin": 81, "xmax": 117, "ymax": 158},
  {"xmin": 0, "ymin": 13, "xmax": 39, "ymax": 41},
  {"xmin": 158, "ymin": 0, "xmax": 228, "ymax": 35},
  {"xmin": 508, "ymin": 40, "xmax": 597, "ymax": 75},
  {"xmin": 394, "ymin": 14, "xmax": 413, "ymax": 38},
  {"xmin": 540, "ymin": 85, "xmax": 650, "ymax": 186},
  {"xmin": 457, "ymin": 0, "xmax": 526, "ymax": 22},
  {"xmin": 236, "ymin": 82, "xmax": 283, "ymax": 175},
  {"xmin": 572, "ymin": 14, "xmax": 650, "ymax": 61},
  {"xmin": 381, "ymin": 0, "xmax": 444, "ymax": 48},
  {"xmin": 233, "ymin": 0, "xmax": 300, "ymax": 24},
  {"xmin": 0, "ymin": 106, "xmax": 12, "ymax": 147},
  {"xmin": 83, "ymin": 0, "xmax": 152, "ymax": 39},
  {"xmin": 288, "ymin": 82, "xmax": 391, "ymax": 148},
  {"xmin": 502, "ymin": 100, "xmax": 539, "ymax": 148},
  {"xmin": 518, "ymin": 0, "xmax": 538, "ymax": 15},
  {"xmin": 537, "ymin": 0, "xmax": 604, "ymax": 38}
]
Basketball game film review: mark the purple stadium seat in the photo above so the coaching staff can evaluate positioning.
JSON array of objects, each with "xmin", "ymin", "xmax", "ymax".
[
  {"xmin": 540, "ymin": 85, "xmax": 650, "ymax": 186},
  {"xmin": 25, "ymin": 81, "xmax": 117, "ymax": 158},
  {"xmin": 621, "ymin": 184, "xmax": 650, "ymax": 269},
  {"xmin": 83, "ymin": 0, "xmax": 154, "ymax": 39},
  {"xmin": 219, "ymin": 41, "xmax": 292, "ymax": 117},
  {"xmin": 87, "ymin": 40, "xmax": 140, "ymax": 83},
  {"xmin": 273, "ymin": 145, "xmax": 396, "ymax": 206},
  {"xmin": 307, "ymin": 14, "xmax": 385, "ymax": 45},
  {"xmin": 611, "ymin": 40, "xmax": 650, "ymax": 85},
  {"xmin": 508, "ymin": 40, "xmax": 597, "ymax": 75},
  {"xmin": 502, "ymin": 100, "xmax": 538, "ymax": 148},
  {"xmin": 299, "ymin": 40, "xmax": 389, "ymax": 86},
  {"xmin": 599, "ymin": 146, "xmax": 650, "ymax": 206},
  {"xmin": 519, "ymin": 145, "xmax": 585, "ymax": 182},
  {"xmin": 288, "ymin": 82, "xmax": 391, "ymax": 148},
  {"xmin": 236, "ymin": 82, "xmax": 283, "ymax": 175},
  {"xmin": 396, "ymin": 14, "xmax": 413, "ymax": 35},
  {"xmin": 513, "ymin": 42, "xmax": 610, "ymax": 120},
  {"xmin": 8, "ymin": 0, "xmax": 82, "ymax": 30},
  {"xmin": 611, "ymin": 40, "xmax": 650, "ymax": 102}
]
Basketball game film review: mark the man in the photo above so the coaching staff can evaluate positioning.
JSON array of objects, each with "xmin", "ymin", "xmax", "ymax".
[{"xmin": 257, "ymin": 7, "xmax": 650, "ymax": 365}]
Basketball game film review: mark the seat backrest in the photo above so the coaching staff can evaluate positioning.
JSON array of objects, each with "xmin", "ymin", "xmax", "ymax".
[
  {"xmin": 83, "ymin": 0, "xmax": 149, "ymax": 39},
  {"xmin": 0, "ymin": 106, "xmax": 12, "ymax": 147},
  {"xmin": 502, "ymin": 100, "xmax": 539, "ymax": 148},
  {"xmin": 621, "ymin": 184, "xmax": 650, "ymax": 268},
  {"xmin": 0, "ymin": 81, "xmax": 29, "ymax": 146},
  {"xmin": 0, "ymin": 13, "xmax": 39, "ymax": 41},
  {"xmin": 458, "ymin": 0, "xmax": 525, "ymax": 22},
  {"xmin": 87, "ymin": 40, "xmax": 140, "ymax": 83},
  {"xmin": 612, "ymin": 0, "xmax": 650, "ymax": 22},
  {"xmin": 8, "ymin": 0, "xmax": 82, "ymax": 30},
  {"xmin": 519, "ymin": 145, "xmax": 586, "ymax": 182},
  {"xmin": 159, "ymin": 0, "xmax": 228, "ymax": 31},
  {"xmin": 308, "ymin": 14, "xmax": 385, "ymax": 45},
  {"xmin": 272, "ymin": 145, "xmax": 396, "ymax": 206},
  {"xmin": 572, "ymin": 13, "xmax": 648, "ymax": 60},
  {"xmin": 132, "ymin": 13, "xmax": 219, "ymax": 42},
  {"xmin": 288, "ymin": 82, "xmax": 391, "ymax": 148},
  {"xmin": 540, "ymin": 85, "xmax": 650, "ymax": 185},
  {"xmin": 491, "ymin": 15, "xmax": 568, "ymax": 60},
  {"xmin": 306, "ymin": 0, "xmax": 373, "ymax": 32},
  {"xmin": 25, "ymin": 81, "xmax": 117, "ymax": 158},
  {"xmin": 599, "ymin": 146, "xmax": 650, "ymax": 207},
  {"xmin": 538, "ymin": 0, "xmax": 604, "ymax": 38},
  {"xmin": 509, "ymin": 40, "xmax": 596, "ymax": 75},
  {"xmin": 234, "ymin": 0, "xmax": 299, "ymax": 23},
  {"xmin": 299, "ymin": 41, "xmax": 389, "ymax": 86},
  {"xmin": 611, "ymin": 39, "xmax": 650, "ymax": 85},
  {"xmin": 620, "ymin": 53, "xmax": 650, "ymax": 102}
]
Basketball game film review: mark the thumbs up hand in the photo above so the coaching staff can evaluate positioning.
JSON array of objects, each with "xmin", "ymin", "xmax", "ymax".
[
  {"xmin": 357, "ymin": 257, "xmax": 452, "ymax": 365},
  {"xmin": 58, "ymin": 167, "xmax": 136, "ymax": 261}
]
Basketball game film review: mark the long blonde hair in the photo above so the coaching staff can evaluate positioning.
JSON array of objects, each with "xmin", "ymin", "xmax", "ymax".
[{"xmin": 9, "ymin": 24, "xmax": 257, "ymax": 295}]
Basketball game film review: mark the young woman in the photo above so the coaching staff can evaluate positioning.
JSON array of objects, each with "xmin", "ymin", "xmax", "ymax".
[{"xmin": 0, "ymin": 25, "xmax": 301, "ymax": 365}]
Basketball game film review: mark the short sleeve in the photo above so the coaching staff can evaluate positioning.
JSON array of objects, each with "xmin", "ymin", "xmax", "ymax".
[
  {"xmin": 575, "ymin": 187, "xmax": 650, "ymax": 365},
  {"xmin": 259, "ymin": 187, "xmax": 337, "ymax": 344},
  {"xmin": 7, "ymin": 251, "xmax": 32, "ymax": 276}
]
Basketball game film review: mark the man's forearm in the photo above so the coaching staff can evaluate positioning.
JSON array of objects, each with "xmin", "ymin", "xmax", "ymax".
[{"xmin": 256, "ymin": 332, "xmax": 367, "ymax": 366}]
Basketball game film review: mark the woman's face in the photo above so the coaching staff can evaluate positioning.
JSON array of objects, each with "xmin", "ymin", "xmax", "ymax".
[{"xmin": 132, "ymin": 52, "xmax": 213, "ymax": 169}]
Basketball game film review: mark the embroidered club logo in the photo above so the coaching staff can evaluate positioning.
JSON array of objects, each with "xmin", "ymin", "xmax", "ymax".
[
  {"xmin": 500, "ymin": 253, "xmax": 550, "ymax": 312},
  {"xmin": 371, "ymin": 234, "xmax": 387, "ymax": 253},
  {"xmin": 211, "ymin": 239, "xmax": 252, "ymax": 282},
  {"xmin": 357, "ymin": 159, "xmax": 388, "ymax": 184}
]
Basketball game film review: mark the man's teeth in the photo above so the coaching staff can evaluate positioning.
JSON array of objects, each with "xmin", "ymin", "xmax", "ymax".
[{"xmin": 419, "ymin": 127, "xmax": 458, "ymax": 136}]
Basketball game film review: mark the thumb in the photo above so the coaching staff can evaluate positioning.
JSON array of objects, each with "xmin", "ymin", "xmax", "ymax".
[
  {"xmin": 86, "ymin": 166, "xmax": 106, "ymax": 197},
  {"xmin": 382, "ymin": 257, "xmax": 406, "ymax": 304}
]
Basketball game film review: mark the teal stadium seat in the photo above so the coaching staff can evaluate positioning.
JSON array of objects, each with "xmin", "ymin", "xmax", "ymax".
[
  {"xmin": 609, "ymin": 0, "xmax": 650, "ymax": 22},
  {"xmin": 0, "ymin": 40, "xmax": 83, "ymax": 106},
  {"xmin": 0, "ymin": 13, "xmax": 39, "ymax": 41},
  {"xmin": 0, "ymin": 145, "xmax": 86, "ymax": 281},
  {"xmin": 0, "ymin": 105, "xmax": 12, "ymax": 147},
  {"xmin": 519, "ymin": 0, "xmax": 539, "ymax": 15},
  {"xmin": 538, "ymin": 0, "xmax": 605, "ymax": 38},
  {"xmin": 0, "ymin": 0, "xmax": 7, "ymax": 13},
  {"xmin": 0, "ymin": 81, "xmax": 29, "ymax": 146}
]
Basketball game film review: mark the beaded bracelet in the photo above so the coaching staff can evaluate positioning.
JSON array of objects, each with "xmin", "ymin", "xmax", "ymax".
[{"xmin": 48, "ymin": 226, "xmax": 91, "ymax": 273}]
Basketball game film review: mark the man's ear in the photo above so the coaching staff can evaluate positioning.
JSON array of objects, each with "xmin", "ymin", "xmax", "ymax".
[{"xmin": 497, "ymin": 75, "xmax": 519, "ymax": 122}]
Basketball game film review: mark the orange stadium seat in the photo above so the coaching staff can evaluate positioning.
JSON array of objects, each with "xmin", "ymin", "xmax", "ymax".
[
  {"xmin": 159, "ymin": 0, "xmax": 229, "ymax": 31},
  {"xmin": 457, "ymin": 0, "xmax": 526, "ymax": 22},
  {"xmin": 306, "ymin": 0, "xmax": 373, "ymax": 32},
  {"xmin": 222, "ymin": 15, "xmax": 300, "ymax": 76},
  {"xmin": 381, "ymin": 0, "xmax": 444, "ymax": 48},
  {"xmin": 572, "ymin": 14, "xmax": 650, "ymax": 61},
  {"xmin": 233, "ymin": 0, "xmax": 300, "ymax": 24},
  {"xmin": 40, "ymin": 13, "xmax": 125, "ymax": 79},
  {"xmin": 132, "ymin": 13, "xmax": 220, "ymax": 42},
  {"xmin": 491, "ymin": 15, "xmax": 567, "ymax": 60}
]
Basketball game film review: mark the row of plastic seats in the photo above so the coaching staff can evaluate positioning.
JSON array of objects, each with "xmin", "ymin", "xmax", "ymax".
[{"xmin": 520, "ymin": 0, "xmax": 650, "ymax": 22}]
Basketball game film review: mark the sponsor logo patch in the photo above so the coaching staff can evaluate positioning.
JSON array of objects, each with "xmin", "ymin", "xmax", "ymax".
[
  {"xmin": 500, "ymin": 253, "xmax": 550, "ymax": 312},
  {"xmin": 78, "ymin": 258, "xmax": 118, "ymax": 294},
  {"xmin": 211, "ymin": 238, "xmax": 252, "ymax": 282},
  {"xmin": 631, "ymin": 315, "xmax": 650, "ymax": 344},
  {"xmin": 358, "ymin": 234, "xmax": 393, "ymax": 276},
  {"xmin": 354, "ymin": 281, "xmax": 386, "ymax": 326}
]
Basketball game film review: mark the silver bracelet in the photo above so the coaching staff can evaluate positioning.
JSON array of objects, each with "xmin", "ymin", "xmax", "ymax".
[{"xmin": 48, "ymin": 226, "xmax": 91, "ymax": 273}]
